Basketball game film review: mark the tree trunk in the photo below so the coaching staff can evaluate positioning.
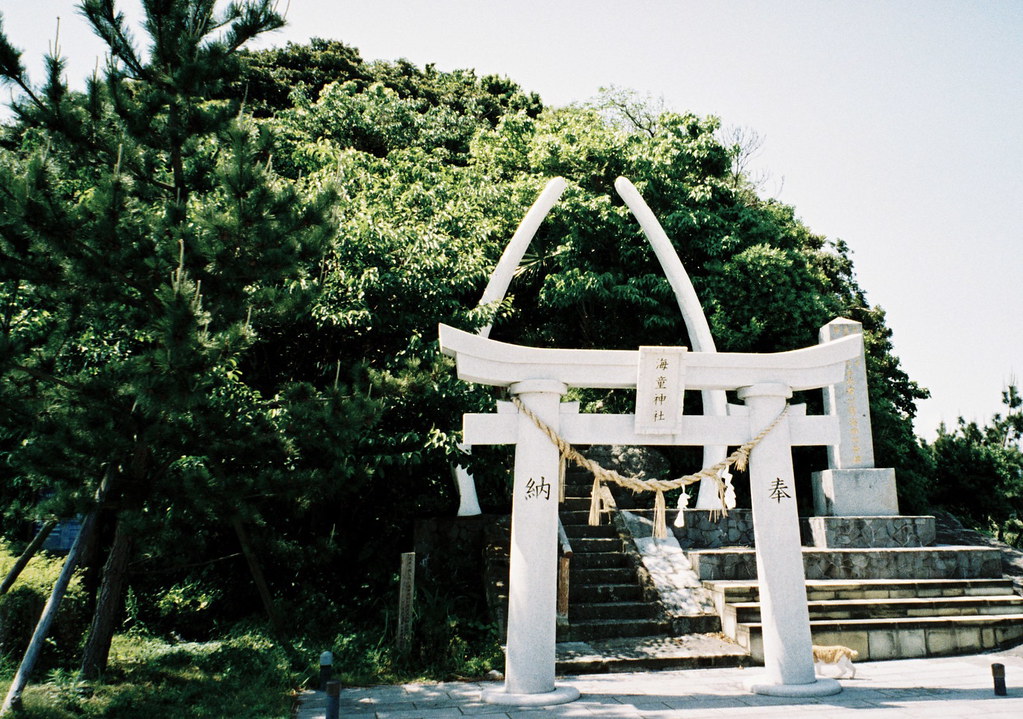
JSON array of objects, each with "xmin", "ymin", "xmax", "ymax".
[
  {"xmin": 0, "ymin": 520, "xmax": 57, "ymax": 596},
  {"xmin": 78, "ymin": 514, "xmax": 134, "ymax": 681}
]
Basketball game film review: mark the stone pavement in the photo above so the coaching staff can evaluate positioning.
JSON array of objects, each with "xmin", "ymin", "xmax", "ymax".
[{"xmin": 296, "ymin": 647, "xmax": 1023, "ymax": 718}]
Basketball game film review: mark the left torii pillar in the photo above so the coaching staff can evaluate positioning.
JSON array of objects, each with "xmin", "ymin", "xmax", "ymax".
[{"xmin": 482, "ymin": 379, "xmax": 580, "ymax": 706}]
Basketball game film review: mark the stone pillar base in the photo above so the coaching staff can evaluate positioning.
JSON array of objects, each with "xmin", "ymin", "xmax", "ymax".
[
  {"xmin": 482, "ymin": 685, "xmax": 580, "ymax": 706},
  {"xmin": 812, "ymin": 468, "xmax": 898, "ymax": 516},
  {"xmin": 745, "ymin": 677, "xmax": 842, "ymax": 697}
]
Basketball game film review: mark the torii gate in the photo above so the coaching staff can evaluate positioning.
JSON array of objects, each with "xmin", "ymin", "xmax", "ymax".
[
  {"xmin": 441, "ymin": 326, "xmax": 855, "ymax": 703},
  {"xmin": 439, "ymin": 180, "xmax": 859, "ymax": 704}
]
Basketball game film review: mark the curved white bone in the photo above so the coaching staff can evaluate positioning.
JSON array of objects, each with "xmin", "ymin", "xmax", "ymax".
[
  {"xmin": 477, "ymin": 177, "xmax": 568, "ymax": 339},
  {"xmin": 614, "ymin": 177, "xmax": 729, "ymax": 509},
  {"xmin": 455, "ymin": 178, "xmax": 568, "ymax": 515}
]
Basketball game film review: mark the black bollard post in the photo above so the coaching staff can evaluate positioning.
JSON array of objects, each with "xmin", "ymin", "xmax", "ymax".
[
  {"xmin": 326, "ymin": 680, "xmax": 341, "ymax": 719},
  {"xmin": 319, "ymin": 651, "xmax": 333, "ymax": 690},
  {"xmin": 992, "ymin": 663, "xmax": 1007, "ymax": 696}
]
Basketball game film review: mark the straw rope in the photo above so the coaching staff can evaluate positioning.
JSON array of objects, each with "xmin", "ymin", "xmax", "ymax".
[{"xmin": 510, "ymin": 396, "xmax": 790, "ymax": 539}]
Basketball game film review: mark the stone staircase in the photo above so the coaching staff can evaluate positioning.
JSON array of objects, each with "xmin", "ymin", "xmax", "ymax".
[
  {"xmin": 484, "ymin": 473, "xmax": 1023, "ymax": 674},
  {"xmin": 553, "ymin": 471, "xmax": 746, "ymax": 673},
  {"xmin": 695, "ymin": 547, "xmax": 1023, "ymax": 662},
  {"xmin": 557, "ymin": 477, "xmax": 671, "ymax": 643}
]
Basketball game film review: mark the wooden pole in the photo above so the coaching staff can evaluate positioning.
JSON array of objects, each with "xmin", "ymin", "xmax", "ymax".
[
  {"xmin": 556, "ymin": 555, "xmax": 570, "ymax": 620},
  {"xmin": 0, "ymin": 520, "xmax": 57, "ymax": 596},
  {"xmin": 396, "ymin": 552, "xmax": 415, "ymax": 651},
  {"xmin": 231, "ymin": 517, "xmax": 288, "ymax": 647},
  {"xmin": 1, "ymin": 473, "xmax": 111, "ymax": 716}
]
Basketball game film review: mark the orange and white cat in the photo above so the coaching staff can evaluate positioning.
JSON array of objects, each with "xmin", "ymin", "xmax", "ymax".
[{"xmin": 812, "ymin": 644, "xmax": 858, "ymax": 678}]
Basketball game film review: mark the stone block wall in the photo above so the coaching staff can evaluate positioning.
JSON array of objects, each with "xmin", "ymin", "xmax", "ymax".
[
  {"xmin": 688, "ymin": 546, "xmax": 1003, "ymax": 582},
  {"xmin": 625, "ymin": 509, "xmax": 755, "ymax": 548},
  {"xmin": 801, "ymin": 516, "xmax": 936, "ymax": 548},
  {"xmin": 673, "ymin": 509, "xmax": 755, "ymax": 549}
]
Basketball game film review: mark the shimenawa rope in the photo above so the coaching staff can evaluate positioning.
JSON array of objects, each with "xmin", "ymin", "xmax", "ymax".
[{"xmin": 510, "ymin": 397, "xmax": 790, "ymax": 539}]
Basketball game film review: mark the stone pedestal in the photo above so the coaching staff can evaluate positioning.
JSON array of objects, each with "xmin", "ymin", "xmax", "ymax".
[{"xmin": 812, "ymin": 468, "xmax": 899, "ymax": 516}]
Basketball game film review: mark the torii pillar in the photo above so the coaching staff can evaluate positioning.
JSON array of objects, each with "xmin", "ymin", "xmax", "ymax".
[
  {"xmin": 741, "ymin": 383, "xmax": 837, "ymax": 695},
  {"xmin": 482, "ymin": 380, "xmax": 580, "ymax": 706}
]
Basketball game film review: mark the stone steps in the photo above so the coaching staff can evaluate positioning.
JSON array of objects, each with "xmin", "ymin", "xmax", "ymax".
[
  {"xmin": 564, "ymin": 523, "xmax": 618, "ymax": 539},
  {"xmin": 726, "ymin": 595, "xmax": 1023, "ymax": 634},
  {"xmin": 571, "ymin": 567, "xmax": 636, "ymax": 584},
  {"xmin": 705, "ymin": 577, "xmax": 1017, "ymax": 604},
  {"xmin": 558, "ymin": 617, "xmax": 674, "ymax": 642},
  {"xmin": 701, "ymin": 571, "xmax": 1023, "ymax": 662},
  {"xmin": 555, "ymin": 633, "xmax": 748, "ymax": 674},
  {"xmin": 571, "ymin": 537, "xmax": 626, "ymax": 553},
  {"xmin": 557, "ymin": 466, "xmax": 747, "ymax": 669},
  {"xmin": 736, "ymin": 614, "xmax": 1023, "ymax": 662},
  {"xmin": 571, "ymin": 600, "xmax": 657, "ymax": 621},
  {"xmin": 558, "ymin": 485, "xmax": 668, "ymax": 646},
  {"xmin": 573, "ymin": 551, "xmax": 631, "ymax": 569},
  {"xmin": 569, "ymin": 582, "xmax": 643, "ymax": 602}
]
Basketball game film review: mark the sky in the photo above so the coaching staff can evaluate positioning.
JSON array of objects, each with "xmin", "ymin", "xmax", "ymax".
[{"xmin": 2, "ymin": 0, "xmax": 1021, "ymax": 440}]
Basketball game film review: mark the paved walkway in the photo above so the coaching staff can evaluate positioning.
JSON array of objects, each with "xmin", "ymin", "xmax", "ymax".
[{"xmin": 296, "ymin": 649, "xmax": 1023, "ymax": 718}]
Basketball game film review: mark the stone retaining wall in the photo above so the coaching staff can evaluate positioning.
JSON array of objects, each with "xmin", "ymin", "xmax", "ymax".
[
  {"xmin": 688, "ymin": 546, "xmax": 1003, "ymax": 581},
  {"xmin": 626, "ymin": 509, "xmax": 755, "ymax": 549},
  {"xmin": 802, "ymin": 515, "xmax": 936, "ymax": 548}
]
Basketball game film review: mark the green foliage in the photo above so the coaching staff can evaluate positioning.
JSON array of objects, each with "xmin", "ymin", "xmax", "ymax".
[
  {"xmin": 929, "ymin": 386, "xmax": 1023, "ymax": 543},
  {"xmin": 250, "ymin": 72, "xmax": 930, "ymax": 599},
  {"xmin": 1, "ymin": 631, "xmax": 294, "ymax": 719},
  {"xmin": 331, "ymin": 586, "xmax": 503, "ymax": 685},
  {"xmin": 0, "ymin": 0, "xmax": 379, "ymax": 680}
]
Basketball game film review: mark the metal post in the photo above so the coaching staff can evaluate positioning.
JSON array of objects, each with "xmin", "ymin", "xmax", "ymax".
[
  {"xmin": 993, "ymin": 663, "xmax": 1007, "ymax": 696},
  {"xmin": 325, "ymin": 680, "xmax": 341, "ymax": 719},
  {"xmin": 397, "ymin": 552, "xmax": 415, "ymax": 651}
]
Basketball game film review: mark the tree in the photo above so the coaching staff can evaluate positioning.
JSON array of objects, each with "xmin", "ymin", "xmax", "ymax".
[
  {"xmin": 930, "ymin": 386, "xmax": 1023, "ymax": 543},
  {"xmin": 261, "ymin": 76, "xmax": 931, "ymax": 533},
  {"xmin": 0, "ymin": 0, "xmax": 368, "ymax": 679}
]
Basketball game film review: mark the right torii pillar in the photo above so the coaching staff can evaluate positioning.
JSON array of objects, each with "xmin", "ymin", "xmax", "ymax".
[{"xmin": 741, "ymin": 383, "xmax": 841, "ymax": 696}]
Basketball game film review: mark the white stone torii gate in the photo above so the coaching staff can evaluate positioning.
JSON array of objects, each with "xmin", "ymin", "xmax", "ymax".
[{"xmin": 440, "ymin": 324, "xmax": 859, "ymax": 704}]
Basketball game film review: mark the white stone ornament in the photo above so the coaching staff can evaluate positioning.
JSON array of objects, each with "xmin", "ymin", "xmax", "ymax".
[
  {"xmin": 452, "ymin": 178, "xmax": 568, "ymax": 517},
  {"xmin": 722, "ymin": 469, "xmax": 737, "ymax": 510},
  {"xmin": 673, "ymin": 490, "xmax": 690, "ymax": 528}
]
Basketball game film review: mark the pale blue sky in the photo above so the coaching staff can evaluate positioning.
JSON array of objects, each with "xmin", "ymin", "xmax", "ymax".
[{"xmin": 3, "ymin": 0, "xmax": 1021, "ymax": 440}]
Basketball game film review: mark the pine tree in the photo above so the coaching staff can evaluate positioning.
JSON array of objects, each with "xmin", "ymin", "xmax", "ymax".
[{"xmin": 0, "ymin": 0, "xmax": 344, "ymax": 679}]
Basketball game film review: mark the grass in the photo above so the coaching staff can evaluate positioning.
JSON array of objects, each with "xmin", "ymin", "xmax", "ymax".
[
  {"xmin": 332, "ymin": 614, "xmax": 504, "ymax": 686},
  {"xmin": 1, "ymin": 631, "xmax": 298, "ymax": 719},
  {"xmin": 0, "ymin": 620, "xmax": 503, "ymax": 717},
  {"xmin": 1, "ymin": 540, "xmax": 503, "ymax": 716}
]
